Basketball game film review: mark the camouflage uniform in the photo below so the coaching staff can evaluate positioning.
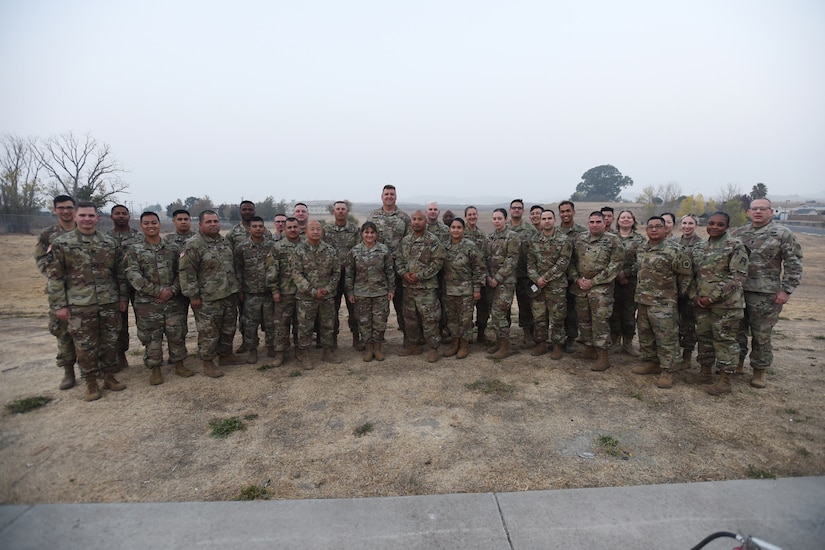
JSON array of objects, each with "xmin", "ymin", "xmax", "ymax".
[
  {"xmin": 677, "ymin": 234, "xmax": 704, "ymax": 354},
  {"xmin": 345, "ymin": 242, "xmax": 396, "ymax": 344},
  {"xmin": 508, "ymin": 222, "xmax": 538, "ymax": 337},
  {"xmin": 397, "ymin": 231, "xmax": 445, "ymax": 347},
  {"xmin": 235, "ymin": 237, "xmax": 277, "ymax": 350},
  {"xmin": 689, "ymin": 233, "xmax": 749, "ymax": 372},
  {"xmin": 442, "ymin": 238, "xmax": 485, "ymax": 341},
  {"xmin": 125, "ymin": 237, "xmax": 188, "ymax": 368},
  {"xmin": 265, "ymin": 237, "xmax": 301, "ymax": 352},
  {"xmin": 485, "ymin": 228, "xmax": 520, "ymax": 339},
  {"xmin": 162, "ymin": 230, "xmax": 195, "ymax": 249},
  {"xmin": 568, "ymin": 231, "xmax": 623, "ymax": 349},
  {"xmin": 292, "ymin": 240, "xmax": 340, "ymax": 350},
  {"xmin": 558, "ymin": 223, "xmax": 588, "ymax": 343},
  {"xmin": 366, "ymin": 207, "xmax": 411, "ymax": 333},
  {"xmin": 635, "ymin": 240, "xmax": 692, "ymax": 371},
  {"xmin": 609, "ymin": 231, "xmax": 646, "ymax": 342},
  {"xmin": 527, "ymin": 231, "xmax": 573, "ymax": 346},
  {"xmin": 179, "ymin": 231, "xmax": 240, "ymax": 361},
  {"xmin": 108, "ymin": 228, "xmax": 140, "ymax": 358},
  {"xmin": 426, "ymin": 221, "xmax": 450, "ymax": 244},
  {"xmin": 732, "ymin": 220, "xmax": 803, "ymax": 370},
  {"xmin": 226, "ymin": 222, "xmax": 272, "ymax": 250},
  {"xmin": 323, "ymin": 221, "xmax": 361, "ymax": 342},
  {"xmin": 465, "ymin": 226, "xmax": 490, "ymax": 336},
  {"xmin": 35, "ymin": 224, "xmax": 77, "ymax": 371},
  {"xmin": 47, "ymin": 229, "xmax": 127, "ymax": 378}
]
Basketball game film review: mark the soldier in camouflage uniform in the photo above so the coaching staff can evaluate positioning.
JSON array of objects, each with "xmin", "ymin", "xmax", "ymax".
[
  {"xmin": 527, "ymin": 209, "xmax": 572, "ymax": 360},
  {"xmin": 732, "ymin": 199, "xmax": 803, "ymax": 388},
  {"xmin": 265, "ymin": 217, "xmax": 302, "ymax": 367},
  {"xmin": 323, "ymin": 201, "xmax": 361, "ymax": 350},
  {"xmin": 235, "ymin": 217, "xmax": 276, "ymax": 364},
  {"xmin": 464, "ymin": 206, "xmax": 490, "ymax": 343},
  {"xmin": 485, "ymin": 208, "xmax": 520, "ymax": 359},
  {"xmin": 108, "ymin": 204, "xmax": 140, "ymax": 371},
  {"xmin": 396, "ymin": 210, "xmax": 445, "ymax": 362},
  {"xmin": 676, "ymin": 214, "xmax": 704, "ymax": 368},
  {"xmin": 630, "ymin": 216, "xmax": 692, "ymax": 389},
  {"xmin": 179, "ymin": 210, "xmax": 246, "ymax": 378},
  {"xmin": 35, "ymin": 195, "xmax": 78, "ymax": 390},
  {"xmin": 345, "ymin": 222, "xmax": 396, "ymax": 361},
  {"xmin": 47, "ymin": 201, "xmax": 128, "ymax": 401},
  {"xmin": 162, "ymin": 208, "xmax": 196, "ymax": 354},
  {"xmin": 567, "ymin": 211, "xmax": 623, "ymax": 371},
  {"xmin": 508, "ymin": 199, "xmax": 538, "ymax": 347},
  {"xmin": 687, "ymin": 212, "xmax": 749, "ymax": 395},
  {"xmin": 557, "ymin": 201, "xmax": 588, "ymax": 352},
  {"xmin": 426, "ymin": 202, "xmax": 451, "ymax": 342},
  {"xmin": 367, "ymin": 185, "xmax": 411, "ymax": 336},
  {"xmin": 529, "ymin": 205, "xmax": 544, "ymax": 231},
  {"xmin": 609, "ymin": 210, "xmax": 646, "ymax": 356},
  {"xmin": 292, "ymin": 220, "xmax": 341, "ymax": 366},
  {"xmin": 441, "ymin": 218, "xmax": 485, "ymax": 359},
  {"xmin": 125, "ymin": 212, "xmax": 192, "ymax": 385},
  {"xmin": 272, "ymin": 213, "xmax": 287, "ymax": 241}
]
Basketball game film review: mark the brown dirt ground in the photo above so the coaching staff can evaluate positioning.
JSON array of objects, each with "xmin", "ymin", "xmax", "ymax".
[{"xmin": 1, "ymin": 223, "xmax": 823, "ymax": 504}]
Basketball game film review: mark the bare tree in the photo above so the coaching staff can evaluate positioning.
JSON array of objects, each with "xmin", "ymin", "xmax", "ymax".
[
  {"xmin": 1, "ymin": 135, "xmax": 43, "ymax": 232},
  {"xmin": 715, "ymin": 183, "xmax": 742, "ymax": 203},
  {"xmin": 32, "ymin": 132, "xmax": 127, "ymax": 207}
]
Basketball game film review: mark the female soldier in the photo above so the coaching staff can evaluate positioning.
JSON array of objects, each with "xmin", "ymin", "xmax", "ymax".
[
  {"xmin": 609, "ymin": 209, "xmax": 646, "ymax": 355},
  {"xmin": 441, "ymin": 218, "xmax": 485, "ymax": 359},
  {"xmin": 677, "ymin": 214, "xmax": 703, "ymax": 369}
]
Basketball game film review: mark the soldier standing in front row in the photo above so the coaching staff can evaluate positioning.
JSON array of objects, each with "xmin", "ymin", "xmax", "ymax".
[
  {"xmin": 124, "ymin": 212, "xmax": 192, "ymax": 385},
  {"xmin": 47, "ymin": 201, "xmax": 128, "ymax": 401},
  {"xmin": 441, "ymin": 218, "xmax": 485, "ymax": 360},
  {"xmin": 485, "ymin": 208, "xmax": 520, "ymax": 359},
  {"xmin": 265, "ymin": 217, "xmax": 302, "ymax": 367},
  {"xmin": 235, "ymin": 216, "xmax": 276, "ymax": 364}
]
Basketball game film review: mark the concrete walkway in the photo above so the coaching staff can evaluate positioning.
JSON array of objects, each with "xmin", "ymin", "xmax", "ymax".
[{"xmin": 2, "ymin": 477, "xmax": 823, "ymax": 549}]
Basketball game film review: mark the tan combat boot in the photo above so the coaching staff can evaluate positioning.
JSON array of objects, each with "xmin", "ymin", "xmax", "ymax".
[
  {"xmin": 631, "ymin": 361, "xmax": 662, "ymax": 375},
  {"xmin": 373, "ymin": 342, "xmax": 385, "ymax": 361},
  {"xmin": 271, "ymin": 351, "xmax": 284, "ymax": 367},
  {"xmin": 491, "ymin": 338, "xmax": 510, "ymax": 359},
  {"xmin": 59, "ymin": 365, "xmax": 76, "ymax": 390},
  {"xmin": 656, "ymin": 370, "xmax": 673, "ymax": 389},
  {"xmin": 149, "ymin": 367, "xmax": 164, "ymax": 385},
  {"xmin": 218, "ymin": 354, "xmax": 246, "ymax": 366},
  {"xmin": 398, "ymin": 344, "xmax": 422, "ymax": 356},
  {"xmin": 456, "ymin": 338, "xmax": 470, "ymax": 359},
  {"xmin": 522, "ymin": 331, "xmax": 536, "ymax": 348},
  {"xmin": 591, "ymin": 349, "xmax": 611, "ymax": 371},
  {"xmin": 750, "ymin": 368, "xmax": 767, "ymax": 389},
  {"xmin": 322, "ymin": 348, "xmax": 341, "ymax": 364},
  {"xmin": 442, "ymin": 338, "xmax": 460, "ymax": 357},
  {"xmin": 362, "ymin": 342, "xmax": 374, "ymax": 362},
  {"xmin": 426, "ymin": 346, "xmax": 440, "ymax": 363},
  {"xmin": 294, "ymin": 347, "xmax": 310, "ymax": 369},
  {"xmin": 246, "ymin": 348, "xmax": 258, "ymax": 364},
  {"xmin": 486, "ymin": 338, "xmax": 501, "ymax": 355},
  {"xmin": 84, "ymin": 377, "xmax": 101, "ymax": 401},
  {"xmin": 103, "ymin": 371, "xmax": 126, "ymax": 391},
  {"xmin": 706, "ymin": 370, "xmax": 732, "ymax": 396},
  {"xmin": 684, "ymin": 364, "xmax": 713, "ymax": 385},
  {"xmin": 573, "ymin": 345, "xmax": 598, "ymax": 361},
  {"xmin": 530, "ymin": 341, "xmax": 547, "ymax": 357},
  {"xmin": 202, "ymin": 359, "xmax": 224, "ymax": 378},
  {"xmin": 735, "ymin": 356, "xmax": 746, "ymax": 375},
  {"xmin": 174, "ymin": 361, "xmax": 194, "ymax": 378},
  {"xmin": 550, "ymin": 344, "xmax": 564, "ymax": 361}
]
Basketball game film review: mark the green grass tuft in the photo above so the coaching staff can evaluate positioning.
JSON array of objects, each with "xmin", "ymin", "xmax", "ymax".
[
  {"xmin": 236, "ymin": 484, "xmax": 271, "ymax": 500},
  {"xmin": 596, "ymin": 434, "xmax": 631, "ymax": 459},
  {"xmin": 353, "ymin": 422, "xmax": 374, "ymax": 437},
  {"xmin": 209, "ymin": 417, "xmax": 247, "ymax": 438},
  {"xmin": 5, "ymin": 396, "xmax": 52, "ymax": 414},
  {"xmin": 465, "ymin": 378, "xmax": 514, "ymax": 396},
  {"xmin": 745, "ymin": 464, "xmax": 776, "ymax": 479},
  {"xmin": 288, "ymin": 370, "xmax": 302, "ymax": 378}
]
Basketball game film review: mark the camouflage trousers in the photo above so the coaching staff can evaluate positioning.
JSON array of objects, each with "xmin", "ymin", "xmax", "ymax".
[
  {"xmin": 49, "ymin": 308, "xmax": 76, "ymax": 368},
  {"xmin": 487, "ymin": 283, "xmax": 514, "ymax": 339},
  {"xmin": 66, "ymin": 303, "xmax": 121, "ymax": 377},
  {"xmin": 530, "ymin": 284, "xmax": 567, "ymax": 345},
  {"xmin": 514, "ymin": 277, "xmax": 534, "ymax": 333},
  {"xmin": 296, "ymin": 297, "xmax": 335, "ymax": 350},
  {"xmin": 334, "ymin": 274, "xmax": 358, "ymax": 337},
  {"xmin": 242, "ymin": 292, "xmax": 275, "ymax": 349},
  {"xmin": 738, "ymin": 291, "xmax": 783, "ymax": 369},
  {"xmin": 133, "ymin": 300, "xmax": 188, "ymax": 368},
  {"xmin": 575, "ymin": 285, "xmax": 615, "ymax": 350},
  {"xmin": 677, "ymin": 296, "xmax": 698, "ymax": 352},
  {"xmin": 444, "ymin": 294, "xmax": 475, "ymax": 341},
  {"xmin": 696, "ymin": 307, "xmax": 744, "ymax": 372},
  {"xmin": 609, "ymin": 281, "xmax": 637, "ymax": 340},
  {"xmin": 353, "ymin": 296, "xmax": 390, "ymax": 343},
  {"xmin": 475, "ymin": 286, "xmax": 490, "ymax": 332},
  {"xmin": 403, "ymin": 287, "xmax": 442, "ymax": 347},
  {"xmin": 273, "ymin": 294, "xmax": 297, "ymax": 351},
  {"xmin": 193, "ymin": 295, "xmax": 238, "ymax": 361},
  {"xmin": 637, "ymin": 303, "xmax": 679, "ymax": 371}
]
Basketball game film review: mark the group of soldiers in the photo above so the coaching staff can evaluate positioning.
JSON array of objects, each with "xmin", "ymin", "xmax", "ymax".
[{"xmin": 36, "ymin": 186, "xmax": 802, "ymax": 402}]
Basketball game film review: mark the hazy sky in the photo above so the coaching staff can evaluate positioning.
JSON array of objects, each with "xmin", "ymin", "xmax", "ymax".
[{"xmin": 2, "ymin": 0, "xmax": 823, "ymax": 209}]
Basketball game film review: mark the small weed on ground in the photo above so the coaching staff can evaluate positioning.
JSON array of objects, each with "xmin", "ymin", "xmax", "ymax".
[
  {"xmin": 782, "ymin": 407, "xmax": 800, "ymax": 415},
  {"xmin": 257, "ymin": 364, "xmax": 274, "ymax": 371},
  {"xmin": 812, "ymin": 335, "xmax": 825, "ymax": 341},
  {"xmin": 6, "ymin": 396, "xmax": 52, "ymax": 414},
  {"xmin": 353, "ymin": 422, "xmax": 374, "ymax": 437},
  {"xmin": 596, "ymin": 434, "xmax": 631, "ymax": 460},
  {"xmin": 243, "ymin": 414, "xmax": 259, "ymax": 421},
  {"xmin": 797, "ymin": 447, "xmax": 811, "ymax": 457},
  {"xmin": 745, "ymin": 465, "xmax": 776, "ymax": 479},
  {"xmin": 288, "ymin": 370, "xmax": 302, "ymax": 378},
  {"xmin": 209, "ymin": 417, "xmax": 247, "ymax": 438},
  {"xmin": 236, "ymin": 483, "xmax": 271, "ymax": 500},
  {"xmin": 465, "ymin": 378, "xmax": 514, "ymax": 396}
]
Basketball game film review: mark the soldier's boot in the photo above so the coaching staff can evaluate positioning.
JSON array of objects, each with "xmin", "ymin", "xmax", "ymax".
[
  {"xmin": 234, "ymin": 342, "xmax": 248, "ymax": 354},
  {"xmin": 631, "ymin": 361, "xmax": 662, "ymax": 375},
  {"xmin": 591, "ymin": 349, "xmax": 611, "ymax": 372},
  {"xmin": 295, "ymin": 348, "xmax": 312, "ymax": 369},
  {"xmin": 655, "ymin": 370, "xmax": 674, "ymax": 389},
  {"xmin": 621, "ymin": 336, "xmax": 640, "ymax": 357},
  {"xmin": 103, "ymin": 372, "xmax": 126, "ymax": 391},
  {"xmin": 564, "ymin": 337, "xmax": 578, "ymax": 354},
  {"xmin": 149, "ymin": 367, "xmax": 164, "ymax": 386},
  {"xmin": 202, "ymin": 360, "xmax": 224, "ymax": 378},
  {"xmin": 398, "ymin": 344, "xmax": 422, "ymax": 357},
  {"xmin": 476, "ymin": 327, "xmax": 487, "ymax": 345},
  {"xmin": 426, "ymin": 346, "xmax": 440, "ymax": 363},
  {"xmin": 271, "ymin": 351, "xmax": 284, "ymax": 368},
  {"xmin": 322, "ymin": 348, "xmax": 341, "ymax": 364},
  {"xmin": 442, "ymin": 338, "xmax": 460, "ymax": 357},
  {"xmin": 174, "ymin": 361, "xmax": 194, "ymax": 378},
  {"xmin": 218, "ymin": 354, "xmax": 246, "ymax": 366},
  {"xmin": 609, "ymin": 332, "xmax": 622, "ymax": 354},
  {"xmin": 59, "ymin": 365, "xmax": 76, "ymax": 390},
  {"xmin": 456, "ymin": 338, "xmax": 470, "ymax": 360},
  {"xmin": 530, "ymin": 341, "xmax": 547, "ymax": 357},
  {"xmin": 676, "ymin": 348, "xmax": 692, "ymax": 371},
  {"xmin": 486, "ymin": 338, "xmax": 501, "ymax": 355},
  {"xmin": 750, "ymin": 368, "xmax": 767, "ymax": 389},
  {"xmin": 491, "ymin": 338, "xmax": 510, "ymax": 360},
  {"xmin": 353, "ymin": 333, "xmax": 365, "ymax": 352},
  {"xmin": 573, "ymin": 345, "xmax": 598, "ymax": 361},
  {"xmin": 522, "ymin": 330, "xmax": 536, "ymax": 348},
  {"xmin": 362, "ymin": 342, "xmax": 374, "ymax": 362},
  {"xmin": 441, "ymin": 329, "xmax": 453, "ymax": 346},
  {"xmin": 684, "ymin": 364, "xmax": 713, "ymax": 385},
  {"xmin": 84, "ymin": 377, "xmax": 101, "ymax": 402},
  {"xmin": 266, "ymin": 345, "xmax": 277, "ymax": 358},
  {"xmin": 373, "ymin": 343, "xmax": 385, "ymax": 361},
  {"xmin": 706, "ymin": 370, "xmax": 732, "ymax": 396},
  {"xmin": 116, "ymin": 352, "xmax": 129, "ymax": 372},
  {"xmin": 246, "ymin": 348, "xmax": 258, "ymax": 364},
  {"xmin": 735, "ymin": 356, "xmax": 746, "ymax": 375},
  {"xmin": 550, "ymin": 344, "xmax": 564, "ymax": 361}
]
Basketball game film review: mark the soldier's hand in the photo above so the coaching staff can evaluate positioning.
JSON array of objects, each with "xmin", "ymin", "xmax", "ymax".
[
  {"xmin": 191, "ymin": 298, "xmax": 202, "ymax": 309},
  {"xmin": 387, "ymin": 292, "xmax": 394, "ymax": 302},
  {"xmin": 238, "ymin": 292, "xmax": 245, "ymax": 303},
  {"xmin": 119, "ymin": 300, "xmax": 128, "ymax": 313},
  {"xmin": 773, "ymin": 290, "xmax": 790, "ymax": 305},
  {"xmin": 537, "ymin": 277, "xmax": 547, "ymax": 288},
  {"xmin": 157, "ymin": 288, "xmax": 174, "ymax": 303},
  {"xmin": 272, "ymin": 292, "xmax": 281, "ymax": 303},
  {"xmin": 56, "ymin": 307, "xmax": 71, "ymax": 321},
  {"xmin": 348, "ymin": 296, "xmax": 356, "ymax": 304},
  {"xmin": 473, "ymin": 291, "xmax": 481, "ymax": 301}
]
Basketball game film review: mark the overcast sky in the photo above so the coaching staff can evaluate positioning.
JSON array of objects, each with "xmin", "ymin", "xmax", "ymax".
[{"xmin": 2, "ymin": 0, "xmax": 823, "ymax": 209}]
